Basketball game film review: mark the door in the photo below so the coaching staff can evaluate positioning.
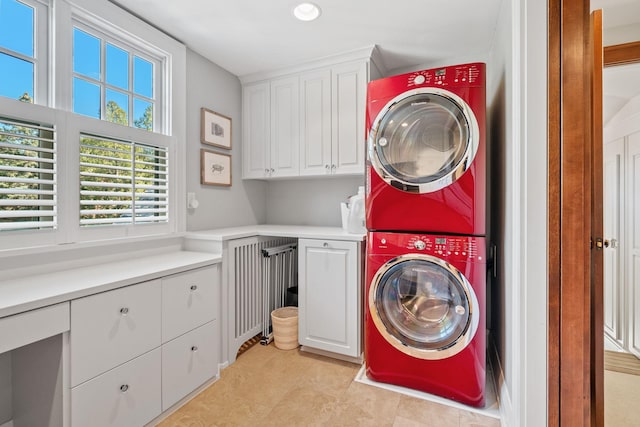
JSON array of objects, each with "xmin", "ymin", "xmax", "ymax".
[
  {"xmin": 368, "ymin": 254, "xmax": 479, "ymax": 360},
  {"xmin": 629, "ymin": 132, "xmax": 640, "ymax": 358},
  {"xmin": 603, "ymin": 138, "xmax": 625, "ymax": 348},
  {"xmin": 298, "ymin": 239, "xmax": 360, "ymax": 357},
  {"xmin": 368, "ymin": 88, "xmax": 479, "ymax": 194}
]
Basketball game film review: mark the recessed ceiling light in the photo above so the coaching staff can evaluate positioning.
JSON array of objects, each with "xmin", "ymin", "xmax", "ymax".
[{"xmin": 293, "ymin": 2, "xmax": 321, "ymax": 21}]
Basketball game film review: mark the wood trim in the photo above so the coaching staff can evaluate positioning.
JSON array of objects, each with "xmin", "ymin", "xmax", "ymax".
[
  {"xmin": 603, "ymin": 41, "xmax": 640, "ymax": 67},
  {"xmin": 547, "ymin": 0, "xmax": 561, "ymax": 424},
  {"xmin": 590, "ymin": 10, "xmax": 604, "ymax": 427},
  {"xmin": 548, "ymin": 0, "xmax": 594, "ymax": 425}
]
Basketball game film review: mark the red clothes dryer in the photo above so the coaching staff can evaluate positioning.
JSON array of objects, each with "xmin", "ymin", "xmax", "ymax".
[
  {"xmin": 366, "ymin": 63, "xmax": 486, "ymax": 235},
  {"xmin": 365, "ymin": 231, "xmax": 486, "ymax": 407}
]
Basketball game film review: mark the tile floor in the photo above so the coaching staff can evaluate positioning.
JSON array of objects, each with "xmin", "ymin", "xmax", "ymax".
[{"xmin": 158, "ymin": 343, "xmax": 501, "ymax": 426}]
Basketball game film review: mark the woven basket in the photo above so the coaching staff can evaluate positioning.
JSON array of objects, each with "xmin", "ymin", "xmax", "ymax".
[{"xmin": 271, "ymin": 307, "xmax": 299, "ymax": 350}]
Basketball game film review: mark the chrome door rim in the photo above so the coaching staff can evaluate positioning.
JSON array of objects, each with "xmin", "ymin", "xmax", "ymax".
[
  {"xmin": 368, "ymin": 87, "xmax": 480, "ymax": 194},
  {"xmin": 369, "ymin": 253, "xmax": 480, "ymax": 360}
]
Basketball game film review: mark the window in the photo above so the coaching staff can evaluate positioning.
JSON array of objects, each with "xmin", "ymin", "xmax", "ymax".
[
  {"xmin": 0, "ymin": 0, "xmax": 36, "ymax": 102},
  {"xmin": 0, "ymin": 0, "xmax": 186, "ymax": 250},
  {"xmin": 79, "ymin": 134, "xmax": 168, "ymax": 226},
  {"xmin": 0, "ymin": 115, "xmax": 56, "ymax": 231},
  {"xmin": 72, "ymin": 25, "xmax": 158, "ymax": 131}
]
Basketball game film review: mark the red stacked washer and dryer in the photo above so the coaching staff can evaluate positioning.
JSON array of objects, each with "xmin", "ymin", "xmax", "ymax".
[{"xmin": 364, "ymin": 62, "xmax": 487, "ymax": 407}]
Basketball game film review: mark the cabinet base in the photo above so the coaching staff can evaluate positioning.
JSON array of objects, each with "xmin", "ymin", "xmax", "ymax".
[{"xmin": 300, "ymin": 345, "xmax": 362, "ymax": 365}]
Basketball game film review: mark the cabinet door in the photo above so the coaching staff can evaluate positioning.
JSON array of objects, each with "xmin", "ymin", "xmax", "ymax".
[
  {"xmin": 242, "ymin": 82, "xmax": 270, "ymax": 179},
  {"xmin": 270, "ymin": 76, "xmax": 299, "ymax": 177},
  {"xmin": 298, "ymin": 239, "xmax": 361, "ymax": 357},
  {"xmin": 162, "ymin": 264, "xmax": 220, "ymax": 343},
  {"xmin": 70, "ymin": 280, "xmax": 161, "ymax": 387},
  {"xmin": 71, "ymin": 348, "xmax": 161, "ymax": 427},
  {"xmin": 331, "ymin": 61, "xmax": 367, "ymax": 175},
  {"xmin": 299, "ymin": 69, "xmax": 332, "ymax": 176}
]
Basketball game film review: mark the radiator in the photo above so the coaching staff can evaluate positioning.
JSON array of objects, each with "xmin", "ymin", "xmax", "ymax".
[{"xmin": 227, "ymin": 236, "xmax": 297, "ymax": 362}]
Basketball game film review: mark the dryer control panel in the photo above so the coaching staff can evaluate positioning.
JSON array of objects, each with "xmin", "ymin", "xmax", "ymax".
[
  {"xmin": 369, "ymin": 231, "xmax": 486, "ymax": 262},
  {"xmin": 406, "ymin": 63, "xmax": 483, "ymax": 89}
]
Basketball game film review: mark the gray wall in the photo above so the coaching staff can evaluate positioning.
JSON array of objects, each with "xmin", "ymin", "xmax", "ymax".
[
  {"xmin": 0, "ymin": 352, "xmax": 10, "ymax": 424},
  {"xmin": 185, "ymin": 49, "xmax": 267, "ymax": 231},
  {"xmin": 266, "ymin": 176, "xmax": 363, "ymax": 226}
]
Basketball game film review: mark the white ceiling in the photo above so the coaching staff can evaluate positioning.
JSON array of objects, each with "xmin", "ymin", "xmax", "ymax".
[{"xmin": 111, "ymin": 0, "xmax": 502, "ymax": 77}]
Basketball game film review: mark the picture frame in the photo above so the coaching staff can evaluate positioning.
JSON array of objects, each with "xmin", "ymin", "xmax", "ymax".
[
  {"xmin": 200, "ymin": 149, "xmax": 232, "ymax": 187},
  {"xmin": 200, "ymin": 108, "xmax": 232, "ymax": 149}
]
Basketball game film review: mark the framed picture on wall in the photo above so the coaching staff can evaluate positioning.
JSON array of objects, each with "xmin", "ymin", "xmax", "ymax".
[
  {"xmin": 201, "ymin": 149, "xmax": 231, "ymax": 186},
  {"xmin": 201, "ymin": 108, "xmax": 232, "ymax": 149}
]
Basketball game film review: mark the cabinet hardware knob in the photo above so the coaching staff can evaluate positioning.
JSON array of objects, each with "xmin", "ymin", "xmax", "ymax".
[
  {"xmin": 119, "ymin": 307, "xmax": 129, "ymax": 315},
  {"xmin": 325, "ymin": 164, "xmax": 330, "ymax": 169},
  {"xmin": 120, "ymin": 384, "xmax": 129, "ymax": 393},
  {"xmin": 331, "ymin": 164, "xmax": 336, "ymax": 169},
  {"xmin": 270, "ymin": 168, "xmax": 275, "ymax": 173},
  {"xmin": 323, "ymin": 242, "xmax": 329, "ymax": 248},
  {"xmin": 191, "ymin": 346, "xmax": 198, "ymax": 352},
  {"xmin": 265, "ymin": 168, "xmax": 269, "ymax": 174},
  {"xmin": 190, "ymin": 285, "xmax": 198, "ymax": 291}
]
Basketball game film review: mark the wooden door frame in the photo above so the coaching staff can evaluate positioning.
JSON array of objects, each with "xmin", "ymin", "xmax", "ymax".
[
  {"xmin": 548, "ymin": 1, "xmax": 640, "ymax": 423},
  {"xmin": 548, "ymin": 0, "xmax": 594, "ymax": 425}
]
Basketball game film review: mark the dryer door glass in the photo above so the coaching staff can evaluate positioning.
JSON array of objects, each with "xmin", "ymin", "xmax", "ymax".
[
  {"xmin": 375, "ymin": 93, "xmax": 470, "ymax": 185},
  {"xmin": 371, "ymin": 258, "xmax": 476, "ymax": 359}
]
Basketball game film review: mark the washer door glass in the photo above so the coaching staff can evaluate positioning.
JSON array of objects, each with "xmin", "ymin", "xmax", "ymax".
[
  {"xmin": 370, "ymin": 257, "xmax": 477, "ymax": 359},
  {"xmin": 373, "ymin": 92, "xmax": 472, "ymax": 187}
]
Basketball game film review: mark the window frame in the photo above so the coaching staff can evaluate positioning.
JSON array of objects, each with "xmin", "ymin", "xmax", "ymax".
[
  {"xmin": 0, "ymin": 0, "xmax": 49, "ymax": 105},
  {"xmin": 0, "ymin": 0, "xmax": 187, "ymax": 251}
]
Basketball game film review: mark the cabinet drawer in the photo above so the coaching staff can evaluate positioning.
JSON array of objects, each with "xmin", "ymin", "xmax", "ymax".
[
  {"xmin": 71, "ymin": 348, "xmax": 161, "ymax": 427},
  {"xmin": 162, "ymin": 320, "xmax": 218, "ymax": 410},
  {"xmin": 71, "ymin": 280, "xmax": 161, "ymax": 387},
  {"xmin": 161, "ymin": 265, "xmax": 219, "ymax": 343}
]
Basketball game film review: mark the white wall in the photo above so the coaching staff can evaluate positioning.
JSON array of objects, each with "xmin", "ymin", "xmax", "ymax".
[
  {"xmin": 185, "ymin": 49, "xmax": 267, "ymax": 230},
  {"xmin": 266, "ymin": 176, "xmax": 363, "ymax": 226},
  {"xmin": 602, "ymin": 23, "xmax": 640, "ymax": 46},
  {"xmin": 487, "ymin": 0, "xmax": 548, "ymax": 426},
  {"xmin": 487, "ymin": 0, "xmax": 514, "ymax": 422}
]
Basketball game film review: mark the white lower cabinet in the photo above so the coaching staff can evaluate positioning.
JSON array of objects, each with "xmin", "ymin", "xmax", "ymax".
[
  {"xmin": 70, "ymin": 264, "xmax": 220, "ymax": 426},
  {"xmin": 71, "ymin": 349, "xmax": 162, "ymax": 427},
  {"xmin": 298, "ymin": 239, "xmax": 362, "ymax": 358},
  {"xmin": 162, "ymin": 320, "xmax": 218, "ymax": 410}
]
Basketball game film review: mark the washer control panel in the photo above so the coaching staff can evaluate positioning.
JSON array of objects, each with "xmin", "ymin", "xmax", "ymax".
[
  {"xmin": 406, "ymin": 63, "xmax": 483, "ymax": 88},
  {"xmin": 370, "ymin": 232, "xmax": 485, "ymax": 261}
]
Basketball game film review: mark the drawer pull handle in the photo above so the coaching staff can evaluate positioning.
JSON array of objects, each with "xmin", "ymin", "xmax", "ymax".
[
  {"xmin": 190, "ymin": 285, "xmax": 198, "ymax": 291},
  {"xmin": 119, "ymin": 307, "xmax": 129, "ymax": 315},
  {"xmin": 191, "ymin": 345, "xmax": 198, "ymax": 352},
  {"xmin": 120, "ymin": 384, "xmax": 129, "ymax": 393}
]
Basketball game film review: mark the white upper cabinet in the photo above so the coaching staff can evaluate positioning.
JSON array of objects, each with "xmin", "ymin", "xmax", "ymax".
[
  {"xmin": 299, "ymin": 68, "xmax": 332, "ymax": 176},
  {"xmin": 331, "ymin": 61, "xmax": 367, "ymax": 175},
  {"xmin": 242, "ymin": 82, "xmax": 270, "ymax": 179},
  {"xmin": 241, "ymin": 48, "xmax": 382, "ymax": 180},
  {"xmin": 270, "ymin": 76, "xmax": 300, "ymax": 178}
]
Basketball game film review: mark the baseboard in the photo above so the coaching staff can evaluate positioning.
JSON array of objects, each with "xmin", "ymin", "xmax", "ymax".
[
  {"xmin": 489, "ymin": 337, "xmax": 513, "ymax": 427},
  {"xmin": 145, "ymin": 374, "xmax": 220, "ymax": 426}
]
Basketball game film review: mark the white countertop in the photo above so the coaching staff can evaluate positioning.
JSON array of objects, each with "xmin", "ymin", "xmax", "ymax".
[
  {"xmin": 186, "ymin": 224, "xmax": 366, "ymax": 242},
  {"xmin": 0, "ymin": 250, "xmax": 221, "ymax": 319}
]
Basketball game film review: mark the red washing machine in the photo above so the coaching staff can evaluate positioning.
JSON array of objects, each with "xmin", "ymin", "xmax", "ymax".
[
  {"xmin": 365, "ymin": 231, "xmax": 486, "ymax": 407},
  {"xmin": 366, "ymin": 63, "xmax": 486, "ymax": 235}
]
